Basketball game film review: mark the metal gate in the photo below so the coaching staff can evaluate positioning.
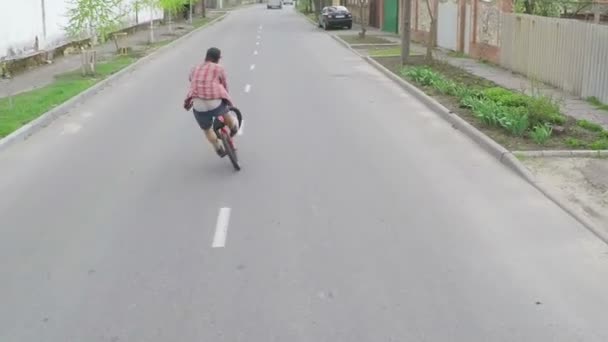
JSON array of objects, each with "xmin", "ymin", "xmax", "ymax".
[
  {"xmin": 382, "ymin": 0, "xmax": 399, "ymax": 33},
  {"xmin": 437, "ymin": 0, "xmax": 458, "ymax": 51}
]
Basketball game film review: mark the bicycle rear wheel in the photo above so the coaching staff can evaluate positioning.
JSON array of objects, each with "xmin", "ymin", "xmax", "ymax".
[{"xmin": 220, "ymin": 132, "xmax": 240, "ymax": 171}]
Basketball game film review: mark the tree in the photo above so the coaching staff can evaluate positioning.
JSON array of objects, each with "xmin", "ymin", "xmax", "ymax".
[
  {"xmin": 159, "ymin": 0, "xmax": 188, "ymax": 32},
  {"xmin": 136, "ymin": 0, "xmax": 159, "ymax": 43},
  {"xmin": 424, "ymin": 0, "xmax": 436, "ymax": 61},
  {"xmin": 65, "ymin": 0, "xmax": 125, "ymax": 75},
  {"xmin": 358, "ymin": 0, "xmax": 366, "ymax": 38},
  {"xmin": 65, "ymin": 0, "xmax": 125, "ymax": 45},
  {"xmin": 401, "ymin": 0, "xmax": 412, "ymax": 65}
]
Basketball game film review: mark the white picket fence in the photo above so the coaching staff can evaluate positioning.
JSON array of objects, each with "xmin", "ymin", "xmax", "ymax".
[{"xmin": 500, "ymin": 13, "xmax": 608, "ymax": 103}]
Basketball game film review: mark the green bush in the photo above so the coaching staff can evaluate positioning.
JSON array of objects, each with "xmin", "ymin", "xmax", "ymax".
[
  {"xmin": 527, "ymin": 95, "xmax": 565, "ymax": 126},
  {"xmin": 577, "ymin": 120, "xmax": 604, "ymax": 132},
  {"xmin": 483, "ymin": 87, "xmax": 528, "ymax": 107},
  {"xmin": 530, "ymin": 125, "xmax": 552, "ymax": 145},
  {"xmin": 405, "ymin": 66, "xmax": 566, "ymax": 138}
]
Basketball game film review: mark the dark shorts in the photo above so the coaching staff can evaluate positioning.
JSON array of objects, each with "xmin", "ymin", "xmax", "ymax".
[{"xmin": 192, "ymin": 101, "xmax": 230, "ymax": 130}]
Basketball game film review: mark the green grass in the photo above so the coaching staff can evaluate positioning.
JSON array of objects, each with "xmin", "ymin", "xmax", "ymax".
[
  {"xmin": 338, "ymin": 35, "xmax": 394, "ymax": 45},
  {"xmin": 577, "ymin": 119, "xmax": 604, "ymax": 132},
  {"xmin": 369, "ymin": 46, "xmax": 402, "ymax": 57},
  {"xmin": 0, "ymin": 56, "xmax": 135, "ymax": 138},
  {"xmin": 587, "ymin": 96, "xmax": 608, "ymax": 111},
  {"xmin": 447, "ymin": 51, "xmax": 468, "ymax": 58}
]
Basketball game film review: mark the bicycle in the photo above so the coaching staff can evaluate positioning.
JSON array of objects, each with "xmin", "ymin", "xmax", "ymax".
[{"xmin": 213, "ymin": 106, "xmax": 243, "ymax": 171}]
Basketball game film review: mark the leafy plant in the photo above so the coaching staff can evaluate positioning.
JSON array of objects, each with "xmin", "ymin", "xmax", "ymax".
[
  {"xmin": 530, "ymin": 124, "xmax": 553, "ymax": 145},
  {"xmin": 501, "ymin": 106, "xmax": 529, "ymax": 136},
  {"xmin": 404, "ymin": 67, "xmax": 442, "ymax": 87},
  {"xmin": 483, "ymin": 87, "xmax": 528, "ymax": 107},
  {"xmin": 577, "ymin": 119, "xmax": 604, "ymax": 132},
  {"xmin": 65, "ymin": 0, "xmax": 125, "ymax": 45},
  {"xmin": 526, "ymin": 94, "xmax": 565, "ymax": 126}
]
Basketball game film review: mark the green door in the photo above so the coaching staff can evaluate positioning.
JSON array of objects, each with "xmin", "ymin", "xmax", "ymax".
[{"xmin": 382, "ymin": 0, "xmax": 399, "ymax": 33}]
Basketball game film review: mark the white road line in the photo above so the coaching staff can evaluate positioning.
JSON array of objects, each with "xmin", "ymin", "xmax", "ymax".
[
  {"xmin": 244, "ymin": 84, "xmax": 251, "ymax": 93},
  {"xmin": 253, "ymin": 50, "xmax": 258, "ymax": 55},
  {"xmin": 238, "ymin": 119, "xmax": 244, "ymax": 135},
  {"xmin": 256, "ymin": 42, "xmax": 260, "ymax": 46},
  {"xmin": 212, "ymin": 208, "xmax": 231, "ymax": 248},
  {"xmin": 256, "ymin": 35, "xmax": 261, "ymax": 39},
  {"xmin": 259, "ymin": 25, "xmax": 263, "ymax": 30},
  {"xmin": 250, "ymin": 64, "xmax": 255, "ymax": 70}
]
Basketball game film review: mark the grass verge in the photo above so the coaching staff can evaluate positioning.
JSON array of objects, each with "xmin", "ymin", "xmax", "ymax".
[
  {"xmin": 372, "ymin": 55, "xmax": 608, "ymax": 151},
  {"xmin": 338, "ymin": 35, "xmax": 393, "ymax": 45},
  {"xmin": 0, "ymin": 56, "xmax": 135, "ymax": 138},
  {"xmin": 587, "ymin": 96, "xmax": 608, "ymax": 112},
  {"xmin": 369, "ymin": 46, "xmax": 402, "ymax": 57}
]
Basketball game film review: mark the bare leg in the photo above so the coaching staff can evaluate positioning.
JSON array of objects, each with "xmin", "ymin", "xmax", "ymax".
[
  {"xmin": 204, "ymin": 128, "xmax": 222, "ymax": 151},
  {"xmin": 222, "ymin": 112, "xmax": 238, "ymax": 132}
]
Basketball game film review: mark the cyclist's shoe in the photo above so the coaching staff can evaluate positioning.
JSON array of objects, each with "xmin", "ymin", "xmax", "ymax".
[{"xmin": 216, "ymin": 146, "xmax": 227, "ymax": 158}]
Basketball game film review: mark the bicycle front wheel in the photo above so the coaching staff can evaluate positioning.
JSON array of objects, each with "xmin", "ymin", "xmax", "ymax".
[{"xmin": 220, "ymin": 132, "xmax": 240, "ymax": 171}]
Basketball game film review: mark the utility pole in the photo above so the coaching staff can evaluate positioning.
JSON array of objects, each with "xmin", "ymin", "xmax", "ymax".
[
  {"xmin": 189, "ymin": 0, "xmax": 193, "ymax": 23},
  {"xmin": 401, "ymin": 0, "xmax": 412, "ymax": 65}
]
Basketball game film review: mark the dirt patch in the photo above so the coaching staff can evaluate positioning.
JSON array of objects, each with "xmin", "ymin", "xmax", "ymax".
[
  {"xmin": 373, "ymin": 55, "xmax": 604, "ymax": 151},
  {"xmin": 522, "ymin": 157, "xmax": 608, "ymax": 231}
]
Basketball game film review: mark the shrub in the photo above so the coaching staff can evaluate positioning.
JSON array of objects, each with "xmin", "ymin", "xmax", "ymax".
[
  {"xmin": 530, "ymin": 125, "xmax": 552, "ymax": 145},
  {"xmin": 483, "ymin": 87, "xmax": 528, "ymax": 107},
  {"xmin": 527, "ymin": 95, "xmax": 565, "ymax": 126}
]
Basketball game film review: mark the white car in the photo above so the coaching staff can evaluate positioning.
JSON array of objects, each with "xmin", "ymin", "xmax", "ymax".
[{"xmin": 267, "ymin": 0, "xmax": 282, "ymax": 9}]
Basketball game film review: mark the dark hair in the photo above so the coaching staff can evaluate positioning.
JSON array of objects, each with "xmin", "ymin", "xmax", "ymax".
[{"xmin": 205, "ymin": 47, "xmax": 221, "ymax": 63}]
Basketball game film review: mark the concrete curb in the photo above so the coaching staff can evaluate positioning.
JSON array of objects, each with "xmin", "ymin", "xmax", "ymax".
[
  {"xmin": 514, "ymin": 150, "xmax": 608, "ymax": 158},
  {"xmin": 358, "ymin": 54, "xmax": 608, "ymax": 244},
  {"xmin": 0, "ymin": 12, "xmax": 229, "ymax": 153}
]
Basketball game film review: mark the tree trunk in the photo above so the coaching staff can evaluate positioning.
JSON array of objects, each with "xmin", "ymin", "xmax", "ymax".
[
  {"xmin": 359, "ymin": 0, "xmax": 366, "ymax": 38},
  {"xmin": 202, "ymin": 0, "xmax": 206, "ymax": 18},
  {"xmin": 424, "ymin": 0, "xmax": 435, "ymax": 61},
  {"xmin": 149, "ymin": 15, "xmax": 155, "ymax": 43},
  {"xmin": 401, "ymin": 0, "xmax": 412, "ymax": 65},
  {"xmin": 426, "ymin": 16, "xmax": 436, "ymax": 61},
  {"xmin": 81, "ymin": 50, "xmax": 97, "ymax": 76}
]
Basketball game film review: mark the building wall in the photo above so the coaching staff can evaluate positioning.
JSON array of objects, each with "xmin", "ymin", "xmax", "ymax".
[{"xmin": 0, "ymin": 0, "xmax": 163, "ymax": 60}]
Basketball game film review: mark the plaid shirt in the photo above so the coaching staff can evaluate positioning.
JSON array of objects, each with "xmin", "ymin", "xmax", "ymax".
[{"xmin": 187, "ymin": 62, "xmax": 232, "ymax": 106}]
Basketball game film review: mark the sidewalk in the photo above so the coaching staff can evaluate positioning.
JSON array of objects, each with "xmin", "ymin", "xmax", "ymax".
[
  {"xmin": 339, "ymin": 24, "xmax": 608, "ymax": 129},
  {"xmin": 0, "ymin": 18, "xmax": 210, "ymax": 99}
]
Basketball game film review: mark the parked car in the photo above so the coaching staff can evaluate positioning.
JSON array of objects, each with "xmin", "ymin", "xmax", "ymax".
[
  {"xmin": 283, "ymin": 0, "xmax": 294, "ymax": 4},
  {"xmin": 267, "ymin": 0, "xmax": 282, "ymax": 9},
  {"xmin": 318, "ymin": 6, "xmax": 352, "ymax": 30}
]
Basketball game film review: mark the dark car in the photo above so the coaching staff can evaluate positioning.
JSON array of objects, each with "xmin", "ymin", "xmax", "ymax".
[{"xmin": 318, "ymin": 6, "xmax": 352, "ymax": 30}]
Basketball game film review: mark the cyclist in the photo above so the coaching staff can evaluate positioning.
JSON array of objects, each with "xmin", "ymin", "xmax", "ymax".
[{"xmin": 184, "ymin": 47, "xmax": 238, "ymax": 157}]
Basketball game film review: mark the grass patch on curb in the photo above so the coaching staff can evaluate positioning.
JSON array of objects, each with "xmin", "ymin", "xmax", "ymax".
[
  {"xmin": 369, "ymin": 46, "xmax": 402, "ymax": 57},
  {"xmin": 372, "ymin": 55, "xmax": 608, "ymax": 151},
  {"xmin": 0, "ymin": 56, "xmax": 135, "ymax": 138},
  {"xmin": 338, "ymin": 35, "xmax": 393, "ymax": 45},
  {"xmin": 587, "ymin": 96, "xmax": 608, "ymax": 112}
]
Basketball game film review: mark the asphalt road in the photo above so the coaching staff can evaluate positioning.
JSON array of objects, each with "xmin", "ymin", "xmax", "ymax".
[{"xmin": 2, "ymin": 5, "xmax": 608, "ymax": 342}]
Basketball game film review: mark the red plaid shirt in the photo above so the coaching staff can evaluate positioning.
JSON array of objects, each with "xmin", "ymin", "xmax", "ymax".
[{"xmin": 187, "ymin": 62, "xmax": 233, "ymax": 106}]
